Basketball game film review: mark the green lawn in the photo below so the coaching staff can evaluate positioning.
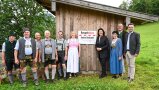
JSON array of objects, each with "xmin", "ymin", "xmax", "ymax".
[{"xmin": 0, "ymin": 22, "xmax": 159, "ymax": 90}]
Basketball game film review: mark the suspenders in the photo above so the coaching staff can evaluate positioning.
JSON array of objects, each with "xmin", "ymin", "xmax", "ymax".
[{"xmin": 56, "ymin": 39, "xmax": 65, "ymax": 52}]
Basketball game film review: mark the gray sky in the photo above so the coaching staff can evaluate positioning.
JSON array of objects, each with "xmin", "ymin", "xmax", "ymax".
[{"xmin": 85, "ymin": 0, "xmax": 125, "ymax": 7}]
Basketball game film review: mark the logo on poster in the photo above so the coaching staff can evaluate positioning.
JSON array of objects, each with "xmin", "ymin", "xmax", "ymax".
[{"xmin": 78, "ymin": 31, "xmax": 97, "ymax": 44}]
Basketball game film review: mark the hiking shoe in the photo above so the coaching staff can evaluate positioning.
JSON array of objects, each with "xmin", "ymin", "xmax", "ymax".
[
  {"xmin": 22, "ymin": 82, "xmax": 27, "ymax": 87},
  {"xmin": 34, "ymin": 80, "xmax": 39, "ymax": 86}
]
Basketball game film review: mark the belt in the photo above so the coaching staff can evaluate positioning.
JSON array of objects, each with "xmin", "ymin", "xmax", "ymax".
[
  {"xmin": 24, "ymin": 55, "xmax": 32, "ymax": 60},
  {"xmin": 58, "ymin": 51, "xmax": 65, "ymax": 53},
  {"xmin": 45, "ymin": 45, "xmax": 52, "ymax": 48},
  {"xmin": 45, "ymin": 54, "xmax": 52, "ymax": 60},
  {"xmin": 21, "ymin": 55, "xmax": 33, "ymax": 62}
]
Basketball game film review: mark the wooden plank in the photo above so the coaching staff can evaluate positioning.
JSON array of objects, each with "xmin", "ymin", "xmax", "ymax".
[
  {"xmin": 59, "ymin": 5, "xmax": 64, "ymax": 32},
  {"xmin": 73, "ymin": 6, "xmax": 81, "ymax": 34},
  {"xmin": 107, "ymin": 14, "xmax": 112, "ymax": 40},
  {"xmin": 101, "ymin": 12, "xmax": 108, "ymax": 35},
  {"xmin": 64, "ymin": 5, "xmax": 71, "ymax": 39},
  {"xmin": 73, "ymin": 6, "xmax": 84, "ymax": 71},
  {"xmin": 57, "ymin": 4, "xmax": 63, "ymax": 33},
  {"xmin": 91, "ymin": 11, "xmax": 98, "ymax": 71},
  {"xmin": 87, "ymin": 10, "xmax": 97, "ymax": 71},
  {"xmin": 102, "ymin": 13, "xmax": 110, "ymax": 72},
  {"xmin": 111, "ymin": 15, "xmax": 115, "ymax": 35},
  {"xmin": 55, "ymin": 4, "xmax": 60, "ymax": 37},
  {"xmin": 126, "ymin": 16, "xmax": 131, "ymax": 26},
  {"xmin": 116, "ymin": 16, "xmax": 125, "ymax": 29},
  {"xmin": 117, "ymin": 16, "xmax": 124, "ymax": 25},
  {"xmin": 51, "ymin": 1, "xmax": 56, "ymax": 11},
  {"xmin": 62, "ymin": 6, "xmax": 66, "ymax": 37},
  {"xmin": 70, "ymin": 7, "xmax": 74, "ymax": 32},
  {"xmin": 79, "ymin": 8, "xmax": 89, "ymax": 71},
  {"xmin": 114, "ymin": 15, "xmax": 118, "ymax": 31},
  {"xmin": 96, "ymin": 12, "xmax": 102, "ymax": 72}
]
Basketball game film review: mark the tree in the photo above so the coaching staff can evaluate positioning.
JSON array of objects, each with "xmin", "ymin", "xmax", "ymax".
[
  {"xmin": 151, "ymin": 0, "xmax": 159, "ymax": 15},
  {"xmin": 0, "ymin": 0, "xmax": 56, "ymax": 46},
  {"xmin": 129, "ymin": 0, "xmax": 151, "ymax": 14},
  {"xmin": 119, "ymin": 0, "xmax": 130, "ymax": 10},
  {"xmin": 119, "ymin": 0, "xmax": 159, "ymax": 16}
]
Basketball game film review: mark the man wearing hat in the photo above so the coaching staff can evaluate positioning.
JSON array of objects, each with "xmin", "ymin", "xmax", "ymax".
[
  {"xmin": 1, "ymin": 32, "xmax": 20, "ymax": 84},
  {"xmin": 14, "ymin": 28, "xmax": 39, "ymax": 87}
]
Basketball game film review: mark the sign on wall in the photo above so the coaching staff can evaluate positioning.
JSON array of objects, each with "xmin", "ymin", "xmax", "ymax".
[{"xmin": 78, "ymin": 31, "xmax": 97, "ymax": 44}]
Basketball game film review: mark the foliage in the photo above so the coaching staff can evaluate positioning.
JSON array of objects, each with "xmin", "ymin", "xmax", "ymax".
[
  {"xmin": 119, "ymin": 0, "xmax": 130, "ymax": 10},
  {"xmin": 0, "ymin": 0, "xmax": 56, "ymax": 46},
  {"xmin": 119, "ymin": 0, "xmax": 159, "ymax": 16}
]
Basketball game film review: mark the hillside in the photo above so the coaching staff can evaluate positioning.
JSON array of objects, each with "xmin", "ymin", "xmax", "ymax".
[{"xmin": 0, "ymin": 22, "xmax": 159, "ymax": 90}]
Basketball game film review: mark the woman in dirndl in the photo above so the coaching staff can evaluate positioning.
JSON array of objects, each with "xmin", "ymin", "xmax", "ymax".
[{"xmin": 67, "ymin": 31, "xmax": 80, "ymax": 78}]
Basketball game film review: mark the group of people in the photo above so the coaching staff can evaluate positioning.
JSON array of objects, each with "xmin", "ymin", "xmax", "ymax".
[
  {"xmin": 96, "ymin": 23, "xmax": 140, "ymax": 83},
  {"xmin": 1, "ymin": 28, "xmax": 80, "ymax": 87},
  {"xmin": 1, "ymin": 23, "xmax": 140, "ymax": 87}
]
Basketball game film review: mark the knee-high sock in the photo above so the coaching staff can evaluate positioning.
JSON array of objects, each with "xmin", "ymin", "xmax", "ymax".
[
  {"xmin": 32, "ymin": 72, "xmax": 38, "ymax": 80},
  {"xmin": 8, "ymin": 74, "xmax": 13, "ymax": 83},
  {"xmin": 18, "ymin": 73, "xmax": 22, "ymax": 81},
  {"xmin": 58, "ymin": 68, "xmax": 62, "ymax": 77},
  {"xmin": 17, "ymin": 70, "xmax": 22, "ymax": 82},
  {"xmin": 63, "ymin": 67, "xmax": 67, "ymax": 78},
  {"xmin": 45, "ymin": 70, "xmax": 49, "ymax": 80},
  {"xmin": 21, "ymin": 73, "xmax": 27, "ymax": 82},
  {"xmin": 52, "ymin": 67, "xmax": 56, "ymax": 80}
]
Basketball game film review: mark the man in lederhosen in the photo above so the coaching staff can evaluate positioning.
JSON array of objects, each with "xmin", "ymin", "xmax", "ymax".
[
  {"xmin": 14, "ymin": 28, "xmax": 39, "ymax": 87},
  {"xmin": 41, "ymin": 30, "xmax": 58, "ymax": 83},
  {"xmin": 56, "ymin": 31, "xmax": 68, "ymax": 80},
  {"xmin": 1, "ymin": 32, "xmax": 20, "ymax": 85}
]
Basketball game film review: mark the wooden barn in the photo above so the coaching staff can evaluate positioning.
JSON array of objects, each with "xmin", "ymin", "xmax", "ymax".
[{"xmin": 36, "ymin": 0, "xmax": 158, "ymax": 73}]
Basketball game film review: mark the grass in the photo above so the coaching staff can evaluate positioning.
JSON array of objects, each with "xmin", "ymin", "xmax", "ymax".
[{"xmin": 0, "ymin": 22, "xmax": 159, "ymax": 90}]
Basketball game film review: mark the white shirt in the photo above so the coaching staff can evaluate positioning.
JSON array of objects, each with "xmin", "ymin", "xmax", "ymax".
[
  {"xmin": 2, "ymin": 43, "xmax": 5, "ymax": 52},
  {"xmin": 44, "ymin": 38, "xmax": 53, "ymax": 55},
  {"xmin": 14, "ymin": 37, "xmax": 33, "ymax": 55},
  {"xmin": 56, "ymin": 38, "xmax": 67, "ymax": 51},
  {"xmin": 118, "ymin": 31, "xmax": 123, "ymax": 34},
  {"xmin": 126, "ymin": 32, "xmax": 133, "ymax": 50}
]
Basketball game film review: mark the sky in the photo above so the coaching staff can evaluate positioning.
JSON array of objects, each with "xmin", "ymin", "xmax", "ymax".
[{"xmin": 85, "ymin": 0, "xmax": 125, "ymax": 7}]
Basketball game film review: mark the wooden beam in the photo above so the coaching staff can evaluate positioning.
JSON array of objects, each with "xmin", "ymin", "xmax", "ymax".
[
  {"xmin": 37, "ymin": 0, "xmax": 159, "ymax": 22},
  {"xmin": 126, "ymin": 16, "xmax": 131, "ymax": 26},
  {"xmin": 51, "ymin": 1, "xmax": 56, "ymax": 12},
  {"xmin": 54, "ymin": 0, "xmax": 159, "ymax": 22}
]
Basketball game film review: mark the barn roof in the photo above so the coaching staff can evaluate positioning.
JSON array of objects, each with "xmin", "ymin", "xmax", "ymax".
[{"xmin": 36, "ymin": 0, "xmax": 159, "ymax": 22}]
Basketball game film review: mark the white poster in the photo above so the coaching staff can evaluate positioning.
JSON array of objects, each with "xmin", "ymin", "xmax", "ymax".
[{"xmin": 78, "ymin": 31, "xmax": 97, "ymax": 44}]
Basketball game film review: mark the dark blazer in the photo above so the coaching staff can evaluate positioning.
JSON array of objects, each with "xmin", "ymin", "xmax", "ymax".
[
  {"xmin": 124, "ymin": 32, "xmax": 141, "ymax": 55},
  {"xmin": 118, "ymin": 30, "xmax": 127, "ymax": 53},
  {"xmin": 95, "ymin": 36, "xmax": 110, "ymax": 59}
]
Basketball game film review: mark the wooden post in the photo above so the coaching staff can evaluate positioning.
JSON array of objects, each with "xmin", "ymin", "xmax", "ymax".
[
  {"xmin": 51, "ymin": 0, "xmax": 56, "ymax": 12},
  {"xmin": 126, "ymin": 16, "xmax": 131, "ymax": 26}
]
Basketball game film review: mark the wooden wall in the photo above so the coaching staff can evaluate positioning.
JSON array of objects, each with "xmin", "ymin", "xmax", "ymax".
[{"xmin": 56, "ymin": 4, "xmax": 125, "ymax": 73}]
